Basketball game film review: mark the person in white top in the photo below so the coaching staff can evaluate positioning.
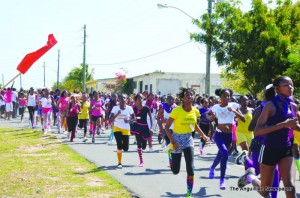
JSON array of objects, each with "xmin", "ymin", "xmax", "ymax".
[
  {"xmin": 206, "ymin": 88, "xmax": 245, "ymax": 190},
  {"xmin": 12, "ymin": 88, "xmax": 18, "ymax": 118},
  {"xmin": 39, "ymin": 88, "xmax": 56, "ymax": 134},
  {"xmin": 109, "ymin": 94, "xmax": 134, "ymax": 168},
  {"xmin": 27, "ymin": 87, "xmax": 37, "ymax": 128}
]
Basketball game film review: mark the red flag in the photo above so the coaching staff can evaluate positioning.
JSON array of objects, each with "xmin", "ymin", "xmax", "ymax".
[{"xmin": 17, "ymin": 34, "xmax": 57, "ymax": 74}]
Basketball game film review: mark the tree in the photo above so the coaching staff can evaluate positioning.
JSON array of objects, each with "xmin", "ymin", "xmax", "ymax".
[
  {"xmin": 190, "ymin": 0, "xmax": 300, "ymax": 97},
  {"xmin": 52, "ymin": 64, "xmax": 94, "ymax": 91}
]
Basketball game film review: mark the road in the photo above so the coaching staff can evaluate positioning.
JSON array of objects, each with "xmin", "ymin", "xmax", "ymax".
[{"xmin": 1, "ymin": 116, "xmax": 300, "ymax": 198}]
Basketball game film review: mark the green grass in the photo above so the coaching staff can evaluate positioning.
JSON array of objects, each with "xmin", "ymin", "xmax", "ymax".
[{"xmin": 0, "ymin": 128, "xmax": 131, "ymax": 197}]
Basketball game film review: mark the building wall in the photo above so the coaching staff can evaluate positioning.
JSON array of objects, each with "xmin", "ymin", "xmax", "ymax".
[{"xmin": 132, "ymin": 72, "xmax": 223, "ymax": 96}]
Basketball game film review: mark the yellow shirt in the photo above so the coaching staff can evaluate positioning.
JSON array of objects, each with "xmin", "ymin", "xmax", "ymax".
[
  {"xmin": 170, "ymin": 106, "xmax": 200, "ymax": 134},
  {"xmin": 78, "ymin": 102, "xmax": 90, "ymax": 119},
  {"xmin": 236, "ymin": 109, "xmax": 253, "ymax": 133}
]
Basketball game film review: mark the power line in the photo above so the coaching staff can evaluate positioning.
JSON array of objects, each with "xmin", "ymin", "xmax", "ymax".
[{"xmin": 89, "ymin": 41, "xmax": 192, "ymax": 66}]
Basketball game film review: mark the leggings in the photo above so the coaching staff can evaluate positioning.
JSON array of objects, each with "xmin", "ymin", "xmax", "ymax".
[
  {"xmin": 78, "ymin": 119, "xmax": 88, "ymax": 133},
  {"xmin": 114, "ymin": 132, "xmax": 129, "ymax": 151},
  {"xmin": 171, "ymin": 147, "xmax": 194, "ymax": 176},
  {"xmin": 199, "ymin": 123, "xmax": 210, "ymax": 146},
  {"xmin": 211, "ymin": 131, "xmax": 232, "ymax": 179},
  {"xmin": 135, "ymin": 134, "xmax": 147, "ymax": 149},
  {"xmin": 42, "ymin": 111, "xmax": 52, "ymax": 130},
  {"xmin": 27, "ymin": 106, "xmax": 35, "ymax": 125}
]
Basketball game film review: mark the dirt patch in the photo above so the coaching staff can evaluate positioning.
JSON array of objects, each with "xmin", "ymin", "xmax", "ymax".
[{"xmin": 86, "ymin": 177, "xmax": 104, "ymax": 187}]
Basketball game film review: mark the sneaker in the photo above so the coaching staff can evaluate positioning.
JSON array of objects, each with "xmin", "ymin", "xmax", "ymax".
[
  {"xmin": 96, "ymin": 127, "xmax": 100, "ymax": 135},
  {"xmin": 235, "ymin": 150, "xmax": 248, "ymax": 165},
  {"xmin": 83, "ymin": 137, "xmax": 88, "ymax": 142},
  {"xmin": 237, "ymin": 167, "xmax": 255, "ymax": 188},
  {"xmin": 149, "ymin": 148, "xmax": 154, "ymax": 152},
  {"xmin": 107, "ymin": 140, "xmax": 113, "ymax": 145},
  {"xmin": 209, "ymin": 166, "xmax": 214, "ymax": 179},
  {"xmin": 200, "ymin": 150, "xmax": 204, "ymax": 156},
  {"xmin": 231, "ymin": 150, "xmax": 239, "ymax": 156},
  {"xmin": 92, "ymin": 137, "xmax": 95, "ymax": 143},
  {"xmin": 117, "ymin": 164, "xmax": 122, "ymax": 169},
  {"xmin": 139, "ymin": 162, "xmax": 144, "ymax": 167},
  {"xmin": 220, "ymin": 178, "xmax": 226, "ymax": 190}
]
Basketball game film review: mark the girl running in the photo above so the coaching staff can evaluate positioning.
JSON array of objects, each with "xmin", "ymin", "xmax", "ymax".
[
  {"xmin": 198, "ymin": 97, "xmax": 211, "ymax": 155},
  {"xmin": 89, "ymin": 91, "xmax": 105, "ymax": 143},
  {"xmin": 206, "ymin": 88, "xmax": 245, "ymax": 189},
  {"xmin": 78, "ymin": 93, "xmax": 90, "ymax": 142},
  {"xmin": 40, "ymin": 88, "xmax": 55, "ymax": 134},
  {"xmin": 131, "ymin": 93, "xmax": 153, "ymax": 167},
  {"xmin": 18, "ymin": 92, "xmax": 27, "ymax": 122},
  {"xmin": 165, "ymin": 88, "xmax": 209, "ymax": 198},
  {"xmin": 27, "ymin": 87, "xmax": 37, "ymax": 128},
  {"xmin": 56, "ymin": 90, "xmax": 69, "ymax": 133},
  {"xmin": 238, "ymin": 76, "xmax": 299, "ymax": 198},
  {"xmin": 109, "ymin": 94, "xmax": 134, "ymax": 168},
  {"xmin": 67, "ymin": 96, "xmax": 81, "ymax": 142}
]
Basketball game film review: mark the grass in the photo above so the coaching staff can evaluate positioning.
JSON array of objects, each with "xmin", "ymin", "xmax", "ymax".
[{"xmin": 0, "ymin": 128, "xmax": 131, "ymax": 197}]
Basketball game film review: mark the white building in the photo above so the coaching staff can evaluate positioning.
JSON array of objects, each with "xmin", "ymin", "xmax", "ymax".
[{"xmin": 131, "ymin": 71, "xmax": 224, "ymax": 96}]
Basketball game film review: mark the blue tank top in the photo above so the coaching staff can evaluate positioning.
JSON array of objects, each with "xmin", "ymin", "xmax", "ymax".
[
  {"xmin": 263, "ymin": 98, "xmax": 293, "ymax": 148},
  {"xmin": 199, "ymin": 107, "xmax": 210, "ymax": 124}
]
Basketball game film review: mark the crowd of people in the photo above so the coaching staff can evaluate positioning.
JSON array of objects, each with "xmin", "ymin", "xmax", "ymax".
[{"xmin": 0, "ymin": 76, "xmax": 300, "ymax": 198}]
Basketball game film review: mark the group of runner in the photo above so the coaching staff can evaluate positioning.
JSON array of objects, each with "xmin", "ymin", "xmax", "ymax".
[{"xmin": 0, "ymin": 75, "xmax": 300, "ymax": 198}]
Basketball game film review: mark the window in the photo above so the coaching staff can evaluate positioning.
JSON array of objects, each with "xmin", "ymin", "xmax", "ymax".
[
  {"xmin": 139, "ymin": 81, "xmax": 143, "ymax": 93},
  {"xmin": 145, "ymin": 85, "xmax": 148, "ymax": 92}
]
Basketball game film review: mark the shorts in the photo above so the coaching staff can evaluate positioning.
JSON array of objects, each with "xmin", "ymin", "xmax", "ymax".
[
  {"xmin": 5, "ymin": 102, "xmax": 13, "ymax": 112},
  {"xmin": 37, "ymin": 107, "xmax": 42, "ymax": 116},
  {"xmin": 294, "ymin": 131, "xmax": 300, "ymax": 146},
  {"xmin": 113, "ymin": 126, "xmax": 130, "ymax": 136},
  {"xmin": 236, "ymin": 131, "xmax": 254, "ymax": 146},
  {"xmin": 91, "ymin": 115, "xmax": 103, "ymax": 122},
  {"xmin": 42, "ymin": 108, "xmax": 52, "ymax": 114},
  {"xmin": 171, "ymin": 132, "xmax": 194, "ymax": 154},
  {"xmin": 250, "ymin": 137, "xmax": 263, "ymax": 152},
  {"xmin": 1, "ymin": 105, "xmax": 5, "ymax": 111},
  {"xmin": 19, "ymin": 107, "xmax": 25, "ymax": 115},
  {"xmin": 258, "ymin": 145, "xmax": 293, "ymax": 166}
]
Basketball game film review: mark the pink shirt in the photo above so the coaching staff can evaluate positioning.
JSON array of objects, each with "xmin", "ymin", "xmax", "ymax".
[
  {"xmin": 19, "ymin": 98, "xmax": 27, "ymax": 107},
  {"xmin": 68, "ymin": 103, "xmax": 80, "ymax": 117},
  {"xmin": 59, "ymin": 97, "xmax": 69, "ymax": 110},
  {"xmin": 91, "ymin": 99, "xmax": 103, "ymax": 116},
  {"xmin": 5, "ymin": 90, "xmax": 12, "ymax": 103}
]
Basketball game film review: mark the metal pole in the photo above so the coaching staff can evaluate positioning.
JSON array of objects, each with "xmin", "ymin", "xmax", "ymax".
[
  {"xmin": 205, "ymin": 0, "xmax": 212, "ymax": 95},
  {"xmin": 57, "ymin": 49, "xmax": 60, "ymax": 89},
  {"xmin": 83, "ymin": 24, "xmax": 86, "ymax": 92},
  {"xmin": 43, "ymin": 62, "xmax": 46, "ymax": 87},
  {"xmin": 20, "ymin": 74, "xmax": 22, "ymax": 89}
]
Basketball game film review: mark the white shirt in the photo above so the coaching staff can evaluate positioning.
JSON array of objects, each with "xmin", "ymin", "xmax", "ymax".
[
  {"xmin": 12, "ymin": 91, "xmax": 18, "ymax": 102},
  {"xmin": 27, "ymin": 94, "xmax": 36, "ymax": 107},
  {"xmin": 41, "ymin": 97, "xmax": 52, "ymax": 108},
  {"xmin": 111, "ymin": 105, "xmax": 134, "ymax": 130},
  {"xmin": 211, "ymin": 102, "xmax": 239, "ymax": 124}
]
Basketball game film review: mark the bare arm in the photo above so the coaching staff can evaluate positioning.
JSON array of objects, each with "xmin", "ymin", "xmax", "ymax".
[
  {"xmin": 254, "ymin": 102, "xmax": 297, "ymax": 136},
  {"xmin": 248, "ymin": 108, "xmax": 261, "ymax": 131},
  {"xmin": 147, "ymin": 110, "xmax": 153, "ymax": 131}
]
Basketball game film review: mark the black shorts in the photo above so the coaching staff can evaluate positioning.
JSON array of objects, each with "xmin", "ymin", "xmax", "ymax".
[
  {"xmin": 91, "ymin": 115, "xmax": 103, "ymax": 122},
  {"xmin": 258, "ymin": 145, "xmax": 293, "ymax": 166}
]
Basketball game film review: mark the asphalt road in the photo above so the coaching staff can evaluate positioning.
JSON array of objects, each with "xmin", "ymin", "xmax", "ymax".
[{"xmin": 1, "ymin": 116, "xmax": 300, "ymax": 198}]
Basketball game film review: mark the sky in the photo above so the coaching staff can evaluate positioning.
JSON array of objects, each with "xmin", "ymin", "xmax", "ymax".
[{"xmin": 0, "ymin": 0, "xmax": 256, "ymax": 90}]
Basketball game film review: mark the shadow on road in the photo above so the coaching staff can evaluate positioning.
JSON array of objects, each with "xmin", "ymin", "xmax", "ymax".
[{"xmin": 162, "ymin": 187, "xmax": 222, "ymax": 197}]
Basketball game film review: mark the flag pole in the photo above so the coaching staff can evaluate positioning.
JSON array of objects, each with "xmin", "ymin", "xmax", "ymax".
[{"xmin": 3, "ymin": 73, "xmax": 21, "ymax": 88}]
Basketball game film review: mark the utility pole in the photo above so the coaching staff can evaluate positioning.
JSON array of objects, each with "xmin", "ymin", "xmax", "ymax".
[
  {"xmin": 43, "ymin": 62, "xmax": 46, "ymax": 87},
  {"xmin": 20, "ymin": 74, "xmax": 22, "ymax": 89},
  {"xmin": 205, "ymin": 0, "xmax": 212, "ymax": 95},
  {"xmin": 83, "ymin": 24, "xmax": 87, "ymax": 92},
  {"xmin": 2, "ymin": 74, "xmax": 4, "ymax": 88},
  {"xmin": 57, "ymin": 49, "xmax": 60, "ymax": 89}
]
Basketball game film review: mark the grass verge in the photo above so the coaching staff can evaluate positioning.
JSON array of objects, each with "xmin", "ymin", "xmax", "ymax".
[{"xmin": 0, "ymin": 128, "xmax": 131, "ymax": 198}]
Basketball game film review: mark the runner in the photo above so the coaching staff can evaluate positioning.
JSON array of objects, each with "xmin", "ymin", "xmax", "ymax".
[
  {"xmin": 78, "ymin": 93, "xmax": 90, "ymax": 142},
  {"xmin": 109, "ymin": 94, "xmax": 134, "ymax": 168},
  {"xmin": 18, "ymin": 92, "xmax": 27, "ymax": 122},
  {"xmin": 238, "ymin": 76, "xmax": 299, "ymax": 198},
  {"xmin": 27, "ymin": 87, "xmax": 37, "ymax": 128},
  {"xmin": 66, "ymin": 95, "xmax": 81, "ymax": 142},
  {"xmin": 165, "ymin": 88, "xmax": 209, "ymax": 198},
  {"xmin": 130, "ymin": 93, "xmax": 153, "ymax": 167},
  {"xmin": 198, "ymin": 97, "xmax": 211, "ymax": 155},
  {"xmin": 206, "ymin": 88, "xmax": 245, "ymax": 190},
  {"xmin": 40, "ymin": 88, "xmax": 55, "ymax": 134},
  {"xmin": 56, "ymin": 90, "xmax": 69, "ymax": 133}
]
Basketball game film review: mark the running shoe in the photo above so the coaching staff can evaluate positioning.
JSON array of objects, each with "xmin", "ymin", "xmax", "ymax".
[
  {"xmin": 220, "ymin": 178, "xmax": 226, "ymax": 190},
  {"xmin": 92, "ymin": 137, "xmax": 95, "ymax": 143},
  {"xmin": 149, "ymin": 148, "xmax": 154, "ymax": 152},
  {"xmin": 200, "ymin": 150, "xmax": 204, "ymax": 156},
  {"xmin": 96, "ymin": 127, "xmax": 100, "ymax": 135},
  {"xmin": 139, "ymin": 162, "xmax": 144, "ymax": 167},
  {"xmin": 237, "ymin": 167, "xmax": 255, "ymax": 188},
  {"xmin": 83, "ymin": 137, "xmax": 88, "ymax": 142},
  {"xmin": 235, "ymin": 150, "xmax": 248, "ymax": 165},
  {"xmin": 117, "ymin": 164, "xmax": 122, "ymax": 169}
]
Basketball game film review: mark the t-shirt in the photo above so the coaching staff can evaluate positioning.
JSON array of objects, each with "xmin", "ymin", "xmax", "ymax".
[
  {"xmin": 236, "ymin": 109, "xmax": 253, "ymax": 133},
  {"xmin": 59, "ymin": 97, "xmax": 69, "ymax": 110},
  {"xmin": 170, "ymin": 106, "xmax": 200, "ymax": 134},
  {"xmin": 5, "ymin": 90, "xmax": 12, "ymax": 103},
  {"xmin": 211, "ymin": 102, "xmax": 239, "ymax": 124},
  {"xmin": 68, "ymin": 103, "xmax": 80, "ymax": 117},
  {"xmin": 19, "ymin": 98, "xmax": 27, "ymax": 107},
  {"xmin": 41, "ymin": 97, "xmax": 52, "ymax": 108},
  {"xmin": 111, "ymin": 105, "xmax": 134, "ymax": 130},
  {"xmin": 91, "ymin": 99, "xmax": 103, "ymax": 116},
  {"xmin": 78, "ymin": 102, "xmax": 90, "ymax": 119}
]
